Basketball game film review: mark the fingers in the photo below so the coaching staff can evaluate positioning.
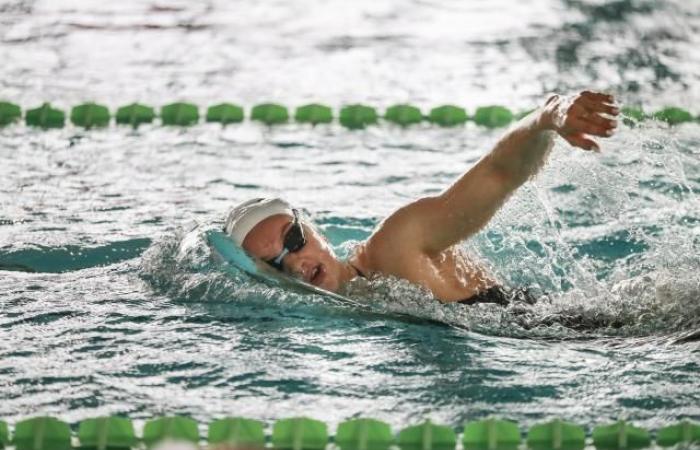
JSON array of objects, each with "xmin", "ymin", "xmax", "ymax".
[
  {"xmin": 555, "ymin": 90, "xmax": 621, "ymax": 153},
  {"xmin": 582, "ymin": 112, "xmax": 617, "ymax": 130},
  {"xmin": 567, "ymin": 115, "xmax": 614, "ymax": 138},
  {"xmin": 580, "ymin": 90, "xmax": 615, "ymax": 104},
  {"xmin": 571, "ymin": 103, "xmax": 617, "ymax": 129},
  {"xmin": 579, "ymin": 95, "xmax": 620, "ymax": 116},
  {"xmin": 564, "ymin": 133, "xmax": 600, "ymax": 152}
]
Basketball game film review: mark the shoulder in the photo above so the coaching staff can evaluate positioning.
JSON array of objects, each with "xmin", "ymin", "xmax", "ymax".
[
  {"xmin": 369, "ymin": 196, "xmax": 441, "ymax": 252},
  {"xmin": 362, "ymin": 199, "xmax": 439, "ymax": 277}
]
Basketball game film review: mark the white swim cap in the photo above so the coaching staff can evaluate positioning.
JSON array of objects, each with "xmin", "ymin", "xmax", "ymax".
[{"xmin": 224, "ymin": 197, "xmax": 294, "ymax": 245}]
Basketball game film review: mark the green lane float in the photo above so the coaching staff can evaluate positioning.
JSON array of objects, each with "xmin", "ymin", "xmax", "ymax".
[
  {"xmin": 429, "ymin": 105, "xmax": 468, "ymax": 126},
  {"xmin": 397, "ymin": 420, "xmax": 456, "ymax": 450},
  {"xmin": 142, "ymin": 416, "xmax": 199, "ymax": 447},
  {"xmin": 340, "ymin": 104, "xmax": 378, "ymax": 129},
  {"xmin": 0, "ymin": 415, "xmax": 697, "ymax": 449},
  {"xmin": 463, "ymin": 418, "xmax": 520, "ymax": 450},
  {"xmin": 71, "ymin": 103, "xmax": 110, "ymax": 128},
  {"xmin": 385, "ymin": 104, "xmax": 423, "ymax": 126},
  {"xmin": 0, "ymin": 420, "xmax": 8, "ymax": 449},
  {"xmin": 656, "ymin": 420, "xmax": 700, "ymax": 446},
  {"xmin": 14, "ymin": 416, "xmax": 71, "ymax": 450},
  {"xmin": 206, "ymin": 103, "xmax": 244, "ymax": 125},
  {"xmin": 161, "ymin": 102, "xmax": 199, "ymax": 126},
  {"xmin": 592, "ymin": 420, "xmax": 650, "ymax": 450},
  {"xmin": 252, "ymin": 103, "xmax": 289, "ymax": 125},
  {"xmin": 653, "ymin": 107, "xmax": 693, "ymax": 125},
  {"xmin": 273, "ymin": 417, "xmax": 328, "ymax": 450},
  {"xmin": 473, "ymin": 106, "xmax": 514, "ymax": 128},
  {"xmin": 1, "ymin": 101, "xmax": 698, "ymax": 130},
  {"xmin": 0, "ymin": 101, "xmax": 21, "ymax": 126},
  {"xmin": 621, "ymin": 106, "xmax": 644, "ymax": 124},
  {"xmin": 78, "ymin": 416, "xmax": 137, "ymax": 450},
  {"xmin": 207, "ymin": 417, "xmax": 266, "ymax": 447},
  {"xmin": 527, "ymin": 419, "xmax": 585, "ymax": 450},
  {"xmin": 25, "ymin": 103, "xmax": 65, "ymax": 128},
  {"xmin": 295, "ymin": 103, "xmax": 333, "ymax": 125},
  {"xmin": 115, "ymin": 103, "xmax": 155, "ymax": 128},
  {"xmin": 336, "ymin": 418, "xmax": 393, "ymax": 450}
]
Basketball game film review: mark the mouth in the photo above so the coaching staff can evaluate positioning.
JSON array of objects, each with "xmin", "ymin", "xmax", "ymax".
[{"xmin": 309, "ymin": 263, "xmax": 325, "ymax": 286}]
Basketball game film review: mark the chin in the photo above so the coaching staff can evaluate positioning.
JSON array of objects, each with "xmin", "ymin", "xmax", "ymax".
[
  {"xmin": 325, "ymin": 273, "xmax": 344, "ymax": 292},
  {"xmin": 319, "ymin": 277, "xmax": 337, "ymax": 292}
]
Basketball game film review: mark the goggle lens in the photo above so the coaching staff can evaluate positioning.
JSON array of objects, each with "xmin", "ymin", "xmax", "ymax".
[{"xmin": 266, "ymin": 209, "xmax": 306, "ymax": 270}]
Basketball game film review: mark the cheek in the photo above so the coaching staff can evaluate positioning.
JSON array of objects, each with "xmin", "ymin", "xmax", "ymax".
[
  {"xmin": 315, "ymin": 237, "xmax": 336, "ymax": 256},
  {"xmin": 306, "ymin": 233, "xmax": 328, "ymax": 255},
  {"xmin": 243, "ymin": 241, "xmax": 273, "ymax": 261},
  {"xmin": 309, "ymin": 240, "xmax": 339, "ymax": 272},
  {"xmin": 319, "ymin": 244, "xmax": 338, "ymax": 266}
]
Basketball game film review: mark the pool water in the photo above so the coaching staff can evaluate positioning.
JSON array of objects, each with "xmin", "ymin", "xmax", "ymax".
[{"xmin": 1, "ymin": 0, "xmax": 699, "ymax": 431}]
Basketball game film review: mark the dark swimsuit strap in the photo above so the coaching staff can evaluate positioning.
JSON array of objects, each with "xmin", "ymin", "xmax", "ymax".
[
  {"xmin": 458, "ymin": 285, "xmax": 510, "ymax": 306},
  {"xmin": 458, "ymin": 285, "xmax": 538, "ymax": 306},
  {"xmin": 348, "ymin": 265, "xmax": 535, "ymax": 307}
]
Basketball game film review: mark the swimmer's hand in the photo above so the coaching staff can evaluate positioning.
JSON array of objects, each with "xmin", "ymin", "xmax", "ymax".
[{"xmin": 540, "ymin": 91, "xmax": 619, "ymax": 152}]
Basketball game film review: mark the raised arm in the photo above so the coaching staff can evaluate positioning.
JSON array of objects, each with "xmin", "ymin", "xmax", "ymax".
[{"xmin": 382, "ymin": 91, "xmax": 619, "ymax": 256}]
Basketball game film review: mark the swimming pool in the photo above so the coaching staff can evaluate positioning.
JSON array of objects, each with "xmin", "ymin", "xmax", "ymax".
[{"xmin": 1, "ymin": 0, "xmax": 699, "ymax": 435}]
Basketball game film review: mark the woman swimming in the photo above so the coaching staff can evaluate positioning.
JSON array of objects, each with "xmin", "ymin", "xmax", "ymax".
[{"xmin": 223, "ymin": 91, "xmax": 619, "ymax": 305}]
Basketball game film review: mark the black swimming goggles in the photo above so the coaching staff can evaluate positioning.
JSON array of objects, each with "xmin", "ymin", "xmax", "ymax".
[{"xmin": 265, "ymin": 209, "xmax": 306, "ymax": 271}]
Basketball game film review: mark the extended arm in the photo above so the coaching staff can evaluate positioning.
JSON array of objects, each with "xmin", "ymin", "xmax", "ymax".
[{"xmin": 385, "ymin": 91, "xmax": 619, "ymax": 255}]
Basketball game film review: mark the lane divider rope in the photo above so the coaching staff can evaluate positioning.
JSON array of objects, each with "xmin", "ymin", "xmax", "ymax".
[
  {"xmin": 0, "ymin": 416, "xmax": 697, "ymax": 450},
  {"xmin": 0, "ymin": 101, "xmax": 695, "ymax": 130}
]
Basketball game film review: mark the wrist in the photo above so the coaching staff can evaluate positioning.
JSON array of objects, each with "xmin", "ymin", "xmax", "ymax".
[{"xmin": 535, "ymin": 94, "xmax": 560, "ymax": 131}]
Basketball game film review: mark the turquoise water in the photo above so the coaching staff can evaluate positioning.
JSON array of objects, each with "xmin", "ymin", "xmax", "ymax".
[{"xmin": 1, "ymin": 0, "xmax": 699, "ymax": 431}]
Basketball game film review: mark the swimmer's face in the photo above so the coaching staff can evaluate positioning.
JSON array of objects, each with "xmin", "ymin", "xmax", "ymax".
[{"xmin": 242, "ymin": 213, "xmax": 343, "ymax": 292}]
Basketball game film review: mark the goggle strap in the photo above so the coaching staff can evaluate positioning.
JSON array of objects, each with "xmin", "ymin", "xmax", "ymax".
[{"xmin": 273, "ymin": 247, "xmax": 290, "ymax": 266}]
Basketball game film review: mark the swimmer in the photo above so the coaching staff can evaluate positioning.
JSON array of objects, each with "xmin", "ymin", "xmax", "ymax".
[{"xmin": 224, "ymin": 91, "xmax": 619, "ymax": 305}]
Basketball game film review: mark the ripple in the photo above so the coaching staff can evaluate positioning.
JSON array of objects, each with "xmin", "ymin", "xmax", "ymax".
[
  {"xmin": 1, "ymin": 0, "xmax": 699, "ymax": 427},
  {"xmin": 0, "ymin": 238, "xmax": 151, "ymax": 273}
]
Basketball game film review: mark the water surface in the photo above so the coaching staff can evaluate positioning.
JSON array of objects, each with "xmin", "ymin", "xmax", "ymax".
[{"xmin": 1, "ymin": 0, "xmax": 699, "ymax": 430}]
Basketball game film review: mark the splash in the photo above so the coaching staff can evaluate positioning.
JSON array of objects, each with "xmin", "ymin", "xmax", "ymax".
[{"xmin": 139, "ymin": 121, "xmax": 699, "ymax": 341}]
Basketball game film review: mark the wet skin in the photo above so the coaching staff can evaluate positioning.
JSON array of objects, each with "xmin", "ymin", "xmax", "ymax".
[
  {"xmin": 243, "ymin": 91, "xmax": 620, "ymax": 302},
  {"xmin": 242, "ymin": 215, "xmax": 356, "ymax": 292}
]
